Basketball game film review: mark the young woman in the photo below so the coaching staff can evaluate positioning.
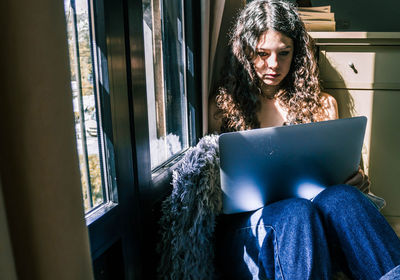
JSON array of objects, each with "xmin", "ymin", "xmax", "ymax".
[{"xmin": 209, "ymin": 0, "xmax": 400, "ymax": 279}]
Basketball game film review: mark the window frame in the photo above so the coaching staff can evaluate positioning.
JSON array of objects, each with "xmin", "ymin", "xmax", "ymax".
[
  {"xmin": 66, "ymin": 0, "xmax": 202, "ymax": 277},
  {"xmin": 84, "ymin": 0, "xmax": 144, "ymax": 278},
  {"xmin": 129, "ymin": 1, "xmax": 203, "ymax": 277}
]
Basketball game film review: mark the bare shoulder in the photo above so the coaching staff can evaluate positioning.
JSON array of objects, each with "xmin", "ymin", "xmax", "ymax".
[
  {"xmin": 319, "ymin": 92, "xmax": 339, "ymax": 121},
  {"xmin": 208, "ymin": 95, "xmax": 222, "ymax": 134}
]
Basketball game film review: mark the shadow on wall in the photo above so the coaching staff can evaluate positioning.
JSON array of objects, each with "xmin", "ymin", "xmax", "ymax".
[
  {"xmin": 318, "ymin": 51, "xmax": 367, "ymax": 170},
  {"xmin": 318, "ymin": 52, "xmax": 356, "ymax": 118}
]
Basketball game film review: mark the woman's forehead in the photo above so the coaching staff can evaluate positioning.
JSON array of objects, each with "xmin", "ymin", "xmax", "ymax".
[{"xmin": 256, "ymin": 29, "xmax": 293, "ymax": 50}]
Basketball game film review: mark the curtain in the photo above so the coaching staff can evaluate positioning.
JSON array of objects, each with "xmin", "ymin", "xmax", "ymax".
[
  {"xmin": 0, "ymin": 0, "xmax": 94, "ymax": 279},
  {"xmin": 201, "ymin": 0, "xmax": 246, "ymax": 135},
  {"xmin": 0, "ymin": 176, "xmax": 17, "ymax": 280}
]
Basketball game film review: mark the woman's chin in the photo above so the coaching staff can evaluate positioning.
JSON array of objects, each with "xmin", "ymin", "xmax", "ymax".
[{"xmin": 262, "ymin": 79, "xmax": 281, "ymax": 86}]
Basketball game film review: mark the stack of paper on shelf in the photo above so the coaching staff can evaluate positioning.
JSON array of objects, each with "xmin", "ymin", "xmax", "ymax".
[{"xmin": 298, "ymin": 5, "xmax": 336, "ymax": 32}]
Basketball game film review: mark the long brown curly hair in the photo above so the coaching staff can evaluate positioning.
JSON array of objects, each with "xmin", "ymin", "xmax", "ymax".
[{"xmin": 214, "ymin": 0, "xmax": 326, "ymax": 132}]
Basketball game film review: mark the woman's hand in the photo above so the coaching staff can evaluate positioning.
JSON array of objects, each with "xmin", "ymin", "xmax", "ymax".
[{"xmin": 345, "ymin": 167, "xmax": 370, "ymax": 194}]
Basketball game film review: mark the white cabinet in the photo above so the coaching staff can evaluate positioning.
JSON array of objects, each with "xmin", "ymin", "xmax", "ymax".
[
  {"xmin": 319, "ymin": 46, "xmax": 400, "ymax": 90},
  {"xmin": 312, "ymin": 32, "xmax": 400, "ymax": 233}
]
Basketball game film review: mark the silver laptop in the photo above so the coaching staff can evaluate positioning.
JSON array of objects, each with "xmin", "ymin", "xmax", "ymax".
[{"xmin": 219, "ymin": 116, "xmax": 367, "ymax": 214}]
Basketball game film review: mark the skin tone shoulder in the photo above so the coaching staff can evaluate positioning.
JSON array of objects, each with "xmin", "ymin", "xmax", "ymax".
[{"xmin": 208, "ymin": 90, "xmax": 338, "ymax": 134}]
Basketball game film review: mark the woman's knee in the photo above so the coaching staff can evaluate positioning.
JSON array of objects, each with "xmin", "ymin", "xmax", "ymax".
[
  {"xmin": 282, "ymin": 197, "xmax": 316, "ymax": 217},
  {"xmin": 259, "ymin": 198, "xmax": 319, "ymax": 226},
  {"xmin": 313, "ymin": 184, "xmax": 370, "ymax": 214},
  {"xmin": 314, "ymin": 184, "xmax": 363, "ymax": 203},
  {"xmin": 257, "ymin": 199, "xmax": 326, "ymax": 247}
]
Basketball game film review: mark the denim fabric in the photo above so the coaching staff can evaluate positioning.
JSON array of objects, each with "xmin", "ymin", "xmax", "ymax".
[{"xmin": 215, "ymin": 185, "xmax": 400, "ymax": 280}]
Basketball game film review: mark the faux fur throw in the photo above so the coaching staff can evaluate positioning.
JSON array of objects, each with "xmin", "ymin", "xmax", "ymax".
[{"xmin": 157, "ymin": 134, "xmax": 222, "ymax": 280}]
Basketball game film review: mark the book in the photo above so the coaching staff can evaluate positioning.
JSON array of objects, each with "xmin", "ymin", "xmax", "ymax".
[
  {"xmin": 298, "ymin": 5, "xmax": 331, "ymax": 13},
  {"xmin": 299, "ymin": 11, "xmax": 335, "ymax": 21},
  {"xmin": 303, "ymin": 20, "xmax": 336, "ymax": 31},
  {"xmin": 298, "ymin": 6, "xmax": 336, "ymax": 31}
]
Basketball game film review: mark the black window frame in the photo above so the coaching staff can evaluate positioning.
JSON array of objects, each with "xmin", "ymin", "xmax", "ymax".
[
  {"xmin": 85, "ymin": 0, "xmax": 144, "ymax": 278},
  {"xmin": 70, "ymin": 0, "xmax": 202, "ymax": 277},
  {"xmin": 132, "ymin": 1, "xmax": 203, "ymax": 277}
]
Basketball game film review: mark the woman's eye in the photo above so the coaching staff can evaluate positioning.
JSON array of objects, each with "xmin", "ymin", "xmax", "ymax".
[
  {"xmin": 257, "ymin": 52, "xmax": 268, "ymax": 57},
  {"xmin": 279, "ymin": 51, "xmax": 290, "ymax": 56}
]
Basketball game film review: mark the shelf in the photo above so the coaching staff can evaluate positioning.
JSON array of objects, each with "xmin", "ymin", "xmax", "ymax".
[
  {"xmin": 309, "ymin": 32, "xmax": 400, "ymax": 46},
  {"xmin": 309, "ymin": 32, "xmax": 400, "ymax": 39}
]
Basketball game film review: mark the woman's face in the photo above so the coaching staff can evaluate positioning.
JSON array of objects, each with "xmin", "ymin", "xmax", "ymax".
[{"xmin": 252, "ymin": 29, "xmax": 294, "ymax": 87}]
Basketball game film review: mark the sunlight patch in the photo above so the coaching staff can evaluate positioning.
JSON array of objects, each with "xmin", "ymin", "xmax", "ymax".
[
  {"xmin": 243, "ymin": 245, "xmax": 260, "ymax": 279},
  {"xmin": 233, "ymin": 179, "xmax": 264, "ymax": 212},
  {"xmin": 294, "ymin": 180, "xmax": 325, "ymax": 200},
  {"xmin": 249, "ymin": 209, "xmax": 267, "ymax": 248}
]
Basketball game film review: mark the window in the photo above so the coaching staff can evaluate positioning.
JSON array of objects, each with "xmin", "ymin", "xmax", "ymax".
[
  {"xmin": 65, "ymin": 0, "xmax": 200, "ymax": 214},
  {"xmin": 64, "ymin": 0, "xmax": 116, "ymax": 214},
  {"xmin": 63, "ymin": 0, "xmax": 201, "ymax": 277},
  {"xmin": 64, "ymin": 0, "xmax": 143, "ymax": 277},
  {"xmin": 143, "ymin": 0, "xmax": 200, "ymax": 170}
]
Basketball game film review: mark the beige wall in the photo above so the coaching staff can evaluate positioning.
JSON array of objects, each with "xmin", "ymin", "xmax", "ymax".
[{"xmin": 0, "ymin": 1, "xmax": 93, "ymax": 279}]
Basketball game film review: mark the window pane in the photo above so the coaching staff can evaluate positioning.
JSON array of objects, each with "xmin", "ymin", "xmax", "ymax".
[
  {"xmin": 143, "ymin": 0, "xmax": 189, "ymax": 169},
  {"xmin": 64, "ymin": 0, "xmax": 106, "ymax": 212}
]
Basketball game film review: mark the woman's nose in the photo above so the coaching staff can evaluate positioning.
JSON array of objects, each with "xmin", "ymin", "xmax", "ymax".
[{"xmin": 266, "ymin": 54, "xmax": 278, "ymax": 69}]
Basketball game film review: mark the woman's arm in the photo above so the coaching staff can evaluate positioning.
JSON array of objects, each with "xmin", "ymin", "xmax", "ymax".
[
  {"xmin": 345, "ymin": 167, "xmax": 370, "ymax": 194},
  {"xmin": 320, "ymin": 92, "xmax": 339, "ymax": 121}
]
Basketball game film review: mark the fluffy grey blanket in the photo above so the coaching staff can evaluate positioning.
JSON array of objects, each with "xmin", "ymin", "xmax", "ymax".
[{"xmin": 157, "ymin": 134, "xmax": 222, "ymax": 280}]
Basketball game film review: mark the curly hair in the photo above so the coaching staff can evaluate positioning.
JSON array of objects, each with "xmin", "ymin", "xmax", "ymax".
[{"xmin": 214, "ymin": 0, "xmax": 326, "ymax": 132}]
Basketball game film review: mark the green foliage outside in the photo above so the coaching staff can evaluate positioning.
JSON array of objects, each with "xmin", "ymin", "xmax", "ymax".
[
  {"xmin": 66, "ymin": 2, "xmax": 103, "ymax": 213},
  {"xmin": 66, "ymin": 9, "xmax": 94, "ymax": 97},
  {"xmin": 80, "ymin": 154, "xmax": 103, "ymax": 212}
]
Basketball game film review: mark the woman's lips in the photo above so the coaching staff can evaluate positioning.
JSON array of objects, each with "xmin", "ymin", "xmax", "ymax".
[{"xmin": 263, "ymin": 73, "xmax": 280, "ymax": 79}]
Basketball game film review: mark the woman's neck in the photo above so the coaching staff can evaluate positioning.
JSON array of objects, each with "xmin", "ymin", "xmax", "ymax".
[{"xmin": 260, "ymin": 83, "xmax": 280, "ymax": 99}]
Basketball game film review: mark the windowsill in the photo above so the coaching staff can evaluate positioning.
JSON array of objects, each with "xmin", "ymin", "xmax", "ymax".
[
  {"xmin": 85, "ymin": 201, "xmax": 118, "ymax": 226},
  {"xmin": 152, "ymin": 149, "xmax": 188, "ymax": 179}
]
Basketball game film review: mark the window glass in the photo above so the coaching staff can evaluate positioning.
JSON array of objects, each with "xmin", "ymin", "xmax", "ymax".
[
  {"xmin": 142, "ymin": 0, "xmax": 189, "ymax": 170},
  {"xmin": 64, "ymin": 0, "xmax": 109, "ymax": 213}
]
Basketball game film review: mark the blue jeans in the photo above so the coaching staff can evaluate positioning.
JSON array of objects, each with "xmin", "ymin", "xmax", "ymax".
[{"xmin": 215, "ymin": 185, "xmax": 400, "ymax": 279}]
